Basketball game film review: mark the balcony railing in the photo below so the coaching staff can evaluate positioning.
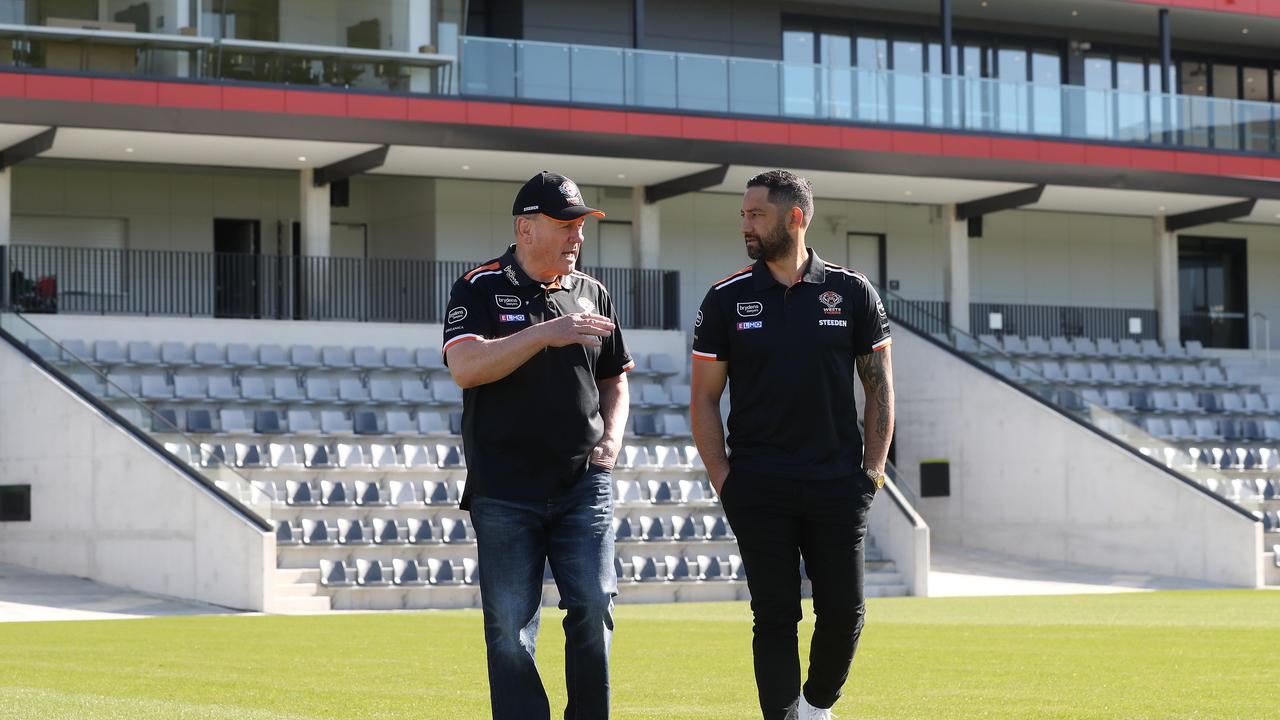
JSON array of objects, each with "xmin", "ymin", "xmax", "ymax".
[
  {"xmin": 460, "ymin": 36, "xmax": 1280, "ymax": 155},
  {"xmin": 0, "ymin": 245, "xmax": 681, "ymax": 331}
]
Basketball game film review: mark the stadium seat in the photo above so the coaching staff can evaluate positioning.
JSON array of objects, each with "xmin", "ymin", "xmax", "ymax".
[
  {"xmin": 338, "ymin": 378, "xmax": 369, "ymax": 403},
  {"xmin": 306, "ymin": 378, "xmax": 338, "ymax": 403},
  {"xmin": 613, "ymin": 516, "xmax": 634, "ymax": 541},
  {"xmin": 704, "ymin": 515, "xmax": 733, "ymax": 540},
  {"xmin": 226, "ymin": 344, "xmax": 257, "ymax": 368},
  {"xmin": 285, "ymin": 479, "xmax": 317, "ymax": 506},
  {"xmin": 639, "ymin": 515, "xmax": 666, "ymax": 541},
  {"xmin": 270, "ymin": 443, "xmax": 301, "ymax": 469},
  {"xmin": 159, "ymin": 342, "xmax": 192, "ymax": 367},
  {"xmin": 288, "ymin": 410, "xmax": 321, "ymax": 435},
  {"xmin": 463, "ymin": 557, "xmax": 480, "ymax": 585},
  {"xmin": 370, "ymin": 444, "xmax": 400, "ymax": 469},
  {"xmin": 238, "ymin": 376, "xmax": 269, "ymax": 402},
  {"xmin": 438, "ymin": 445, "xmax": 465, "ymax": 468},
  {"xmin": 338, "ymin": 518, "xmax": 372, "ymax": 545},
  {"xmin": 370, "ymin": 379, "xmax": 401, "ymax": 404},
  {"xmin": 320, "ymin": 479, "xmax": 350, "ymax": 505},
  {"xmin": 352, "ymin": 346, "xmax": 383, "ymax": 369},
  {"xmin": 649, "ymin": 354, "xmax": 677, "ymax": 375},
  {"xmin": 647, "ymin": 480, "xmax": 674, "ymax": 504},
  {"xmin": 427, "ymin": 558, "xmax": 457, "ymax": 585},
  {"xmin": 431, "ymin": 381, "xmax": 463, "ymax": 405},
  {"xmin": 220, "ymin": 409, "xmax": 251, "ymax": 434},
  {"xmin": 321, "ymin": 346, "xmax": 352, "ymax": 369},
  {"xmin": 186, "ymin": 409, "xmax": 214, "ymax": 434},
  {"xmin": 275, "ymin": 519, "xmax": 298, "ymax": 546},
  {"xmin": 388, "ymin": 480, "xmax": 417, "ymax": 506},
  {"xmin": 254, "ymin": 410, "xmax": 284, "ymax": 434},
  {"xmin": 302, "ymin": 519, "xmax": 335, "ymax": 546},
  {"xmin": 207, "ymin": 376, "xmax": 237, "ymax": 401},
  {"xmin": 404, "ymin": 444, "xmax": 436, "ymax": 470},
  {"xmin": 402, "ymin": 379, "xmax": 431, "ymax": 405},
  {"xmin": 353, "ymin": 411, "xmax": 380, "ymax": 435},
  {"xmin": 1002, "ymin": 336, "xmax": 1028, "ymax": 355},
  {"xmin": 407, "ymin": 518, "xmax": 436, "ymax": 544},
  {"xmin": 258, "ymin": 344, "xmax": 288, "ymax": 368},
  {"xmin": 730, "ymin": 554, "xmax": 746, "ymax": 580},
  {"xmin": 151, "ymin": 408, "xmax": 179, "ymax": 433},
  {"xmin": 274, "ymin": 377, "xmax": 304, "ymax": 402},
  {"xmin": 337, "ymin": 443, "xmax": 370, "ymax": 469},
  {"xmin": 320, "ymin": 411, "xmax": 350, "ymax": 435},
  {"xmin": 670, "ymin": 514, "xmax": 699, "ymax": 540},
  {"xmin": 698, "ymin": 555, "xmax": 725, "ymax": 581},
  {"xmin": 393, "ymin": 558, "xmax": 429, "ymax": 586},
  {"xmin": 415, "ymin": 348, "xmax": 447, "ymax": 372},
  {"xmin": 356, "ymin": 559, "xmax": 390, "ymax": 586},
  {"xmin": 631, "ymin": 556, "xmax": 658, "ymax": 582},
  {"xmin": 1025, "ymin": 336, "xmax": 1050, "ymax": 355},
  {"xmin": 289, "ymin": 345, "xmax": 321, "ymax": 368},
  {"xmin": 319, "ymin": 559, "xmax": 353, "ymax": 586},
  {"xmin": 665, "ymin": 555, "xmax": 691, "ymax": 581},
  {"xmin": 234, "ymin": 443, "xmax": 264, "ymax": 468},
  {"xmin": 385, "ymin": 347, "xmax": 414, "ymax": 369},
  {"xmin": 190, "ymin": 343, "xmax": 223, "ymax": 367},
  {"xmin": 441, "ymin": 517, "xmax": 471, "ymax": 543}
]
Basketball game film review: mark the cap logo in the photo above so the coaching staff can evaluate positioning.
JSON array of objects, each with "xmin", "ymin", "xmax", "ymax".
[
  {"xmin": 522, "ymin": 205, "xmax": 539, "ymax": 212},
  {"xmin": 559, "ymin": 180, "xmax": 583, "ymax": 207}
]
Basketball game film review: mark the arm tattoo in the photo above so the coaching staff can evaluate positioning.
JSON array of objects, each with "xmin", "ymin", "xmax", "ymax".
[{"xmin": 856, "ymin": 351, "xmax": 892, "ymax": 439}]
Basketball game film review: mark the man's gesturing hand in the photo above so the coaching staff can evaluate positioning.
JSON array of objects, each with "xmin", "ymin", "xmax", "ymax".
[{"xmin": 539, "ymin": 312, "xmax": 615, "ymax": 348}]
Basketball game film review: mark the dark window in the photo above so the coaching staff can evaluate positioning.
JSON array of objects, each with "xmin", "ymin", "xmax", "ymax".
[
  {"xmin": 0, "ymin": 485, "xmax": 31, "ymax": 522},
  {"xmin": 1178, "ymin": 236, "xmax": 1249, "ymax": 350}
]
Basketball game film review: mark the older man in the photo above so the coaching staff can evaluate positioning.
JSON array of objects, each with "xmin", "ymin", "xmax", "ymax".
[
  {"xmin": 443, "ymin": 171, "xmax": 633, "ymax": 720},
  {"xmin": 690, "ymin": 170, "xmax": 895, "ymax": 720}
]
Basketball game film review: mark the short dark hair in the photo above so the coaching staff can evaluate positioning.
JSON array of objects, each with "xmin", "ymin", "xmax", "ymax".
[{"xmin": 746, "ymin": 170, "xmax": 814, "ymax": 227}]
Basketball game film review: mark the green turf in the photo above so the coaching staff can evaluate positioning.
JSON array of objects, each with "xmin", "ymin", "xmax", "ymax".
[{"xmin": 0, "ymin": 590, "xmax": 1276, "ymax": 719}]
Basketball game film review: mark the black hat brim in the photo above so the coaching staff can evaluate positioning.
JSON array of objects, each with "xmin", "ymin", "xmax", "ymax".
[{"xmin": 542, "ymin": 205, "xmax": 606, "ymax": 221}]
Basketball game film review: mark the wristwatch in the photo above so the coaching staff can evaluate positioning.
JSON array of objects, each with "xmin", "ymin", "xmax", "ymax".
[{"xmin": 862, "ymin": 467, "xmax": 886, "ymax": 491}]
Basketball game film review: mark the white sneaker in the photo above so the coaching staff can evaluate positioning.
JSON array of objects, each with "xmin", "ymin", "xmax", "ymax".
[
  {"xmin": 797, "ymin": 694, "xmax": 835, "ymax": 720},
  {"xmin": 783, "ymin": 698, "xmax": 800, "ymax": 720}
]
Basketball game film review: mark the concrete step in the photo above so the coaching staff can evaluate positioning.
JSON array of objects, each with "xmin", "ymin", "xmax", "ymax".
[
  {"xmin": 270, "ymin": 594, "xmax": 332, "ymax": 614},
  {"xmin": 865, "ymin": 571, "xmax": 903, "ymax": 587},
  {"xmin": 864, "ymin": 583, "xmax": 908, "ymax": 597},
  {"xmin": 275, "ymin": 568, "xmax": 320, "ymax": 584},
  {"xmin": 275, "ymin": 582, "xmax": 323, "ymax": 598}
]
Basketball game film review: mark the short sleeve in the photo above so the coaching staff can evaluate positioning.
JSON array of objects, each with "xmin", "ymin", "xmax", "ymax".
[
  {"xmin": 691, "ymin": 289, "xmax": 729, "ymax": 362},
  {"xmin": 596, "ymin": 290, "xmax": 634, "ymax": 379},
  {"xmin": 442, "ymin": 277, "xmax": 493, "ymax": 362},
  {"xmin": 851, "ymin": 278, "xmax": 892, "ymax": 355}
]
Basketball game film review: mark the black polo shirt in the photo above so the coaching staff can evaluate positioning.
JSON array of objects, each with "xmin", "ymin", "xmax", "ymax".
[
  {"xmin": 443, "ymin": 245, "xmax": 634, "ymax": 510},
  {"xmin": 692, "ymin": 248, "xmax": 891, "ymax": 480}
]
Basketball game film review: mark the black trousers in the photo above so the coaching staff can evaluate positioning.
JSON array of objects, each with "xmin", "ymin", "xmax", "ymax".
[{"xmin": 719, "ymin": 466, "xmax": 876, "ymax": 720}]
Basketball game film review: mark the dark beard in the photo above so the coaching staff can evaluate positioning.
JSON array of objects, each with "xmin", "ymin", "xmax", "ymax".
[{"xmin": 745, "ymin": 217, "xmax": 795, "ymax": 262}]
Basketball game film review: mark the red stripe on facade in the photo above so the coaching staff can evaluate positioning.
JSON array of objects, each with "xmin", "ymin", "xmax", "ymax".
[
  {"xmin": 27, "ymin": 74, "xmax": 91, "ymax": 102},
  {"xmin": 92, "ymin": 79, "xmax": 157, "ymax": 106},
  {"xmin": 285, "ymin": 89, "xmax": 347, "ymax": 117},
  {"xmin": 1117, "ymin": 0, "xmax": 1280, "ymax": 17},
  {"xmin": 465, "ymin": 101, "xmax": 513, "ymax": 126},
  {"xmin": 348, "ymin": 94, "xmax": 409, "ymax": 121},
  {"xmin": 221, "ymin": 86, "xmax": 285, "ymax": 113},
  {"xmin": 156, "ymin": 82, "xmax": 221, "ymax": 110}
]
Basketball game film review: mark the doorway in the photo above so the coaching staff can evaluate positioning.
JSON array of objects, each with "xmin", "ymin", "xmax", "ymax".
[
  {"xmin": 846, "ymin": 232, "xmax": 887, "ymax": 288},
  {"xmin": 213, "ymin": 218, "xmax": 262, "ymax": 319},
  {"xmin": 1178, "ymin": 235, "xmax": 1248, "ymax": 349}
]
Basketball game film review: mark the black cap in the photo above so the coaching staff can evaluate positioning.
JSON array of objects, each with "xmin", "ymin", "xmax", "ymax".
[{"xmin": 512, "ymin": 171, "xmax": 605, "ymax": 221}]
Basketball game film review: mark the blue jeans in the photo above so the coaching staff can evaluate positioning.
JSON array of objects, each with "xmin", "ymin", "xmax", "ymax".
[{"xmin": 469, "ymin": 464, "xmax": 617, "ymax": 720}]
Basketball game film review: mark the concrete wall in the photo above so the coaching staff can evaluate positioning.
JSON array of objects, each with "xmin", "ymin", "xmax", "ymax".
[
  {"xmin": 868, "ymin": 480, "xmax": 930, "ymax": 597},
  {"xmin": 0, "ymin": 339, "xmax": 273, "ymax": 610},
  {"xmin": 890, "ymin": 326, "xmax": 1264, "ymax": 587}
]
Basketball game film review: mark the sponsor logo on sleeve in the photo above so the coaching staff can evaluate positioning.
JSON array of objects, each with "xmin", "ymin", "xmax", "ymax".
[
  {"xmin": 736, "ymin": 321, "xmax": 763, "ymax": 331},
  {"xmin": 695, "ymin": 310, "xmax": 704, "ymax": 327},
  {"xmin": 446, "ymin": 306, "xmax": 468, "ymax": 324},
  {"xmin": 494, "ymin": 295, "xmax": 522, "ymax": 310},
  {"xmin": 736, "ymin": 301, "xmax": 763, "ymax": 318}
]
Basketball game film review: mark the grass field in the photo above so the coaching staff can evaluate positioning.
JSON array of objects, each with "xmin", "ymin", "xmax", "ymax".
[{"xmin": 0, "ymin": 590, "xmax": 1276, "ymax": 719}]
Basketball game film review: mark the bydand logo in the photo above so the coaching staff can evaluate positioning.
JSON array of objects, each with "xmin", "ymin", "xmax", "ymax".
[
  {"xmin": 736, "ymin": 301, "xmax": 763, "ymax": 318},
  {"xmin": 736, "ymin": 321, "xmax": 763, "ymax": 331},
  {"xmin": 446, "ymin": 306, "xmax": 468, "ymax": 324},
  {"xmin": 494, "ymin": 295, "xmax": 522, "ymax": 310},
  {"xmin": 499, "ymin": 314, "xmax": 527, "ymax": 322}
]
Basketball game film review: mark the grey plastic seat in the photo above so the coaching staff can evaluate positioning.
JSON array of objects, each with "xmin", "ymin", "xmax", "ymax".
[
  {"xmin": 304, "ymin": 443, "xmax": 333, "ymax": 469},
  {"xmin": 402, "ymin": 444, "xmax": 435, "ymax": 470},
  {"xmin": 355, "ymin": 480, "xmax": 386, "ymax": 506},
  {"xmin": 386, "ymin": 411, "xmax": 416, "ymax": 436},
  {"xmin": 1158, "ymin": 365, "xmax": 1181, "ymax": 383},
  {"xmin": 649, "ymin": 354, "xmax": 677, "ymax": 375},
  {"xmin": 269, "ymin": 442, "xmax": 300, "ymax": 469},
  {"xmin": 305, "ymin": 378, "xmax": 337, "ymax": 403},
  {"xmin": 159, "ymin": 342, "xmax": 192, "ymax": 367},
  {"xmin": 220, "ymin": 409, "xmax": 251, "ymax": 434},
  {"xmin": 304, "ymin": 520, "xmax": 335, "ymax": 546},
  {"xmin": 641, "ymin": 384, "xmax": 671, "ymax": 406},
  {"xmin": 94, "ymin": 340, "xmax": 127, "ymax": 366},
  {"xmin": 337, "ymin": 518, "xmax": 371, "ymax": 545},
  {"xmin": 661, "ymin": 413, "xmax": 690, "ymax": 436},
  {"xmin": 289, "ymin": 345, "xmax": 321, "ymax": 368},
  {"xmin": 1040, "ymin": 362, "xmax": 1066, "ymax": 382},
  {"xmin": 240, "ymin": 376, "xmax": 270, "ymax": 401},
  {"xmin": 1185, "ymin": 340, "xmax": 1206, "ymax": 358},
  {"xmin": 613, "ymin": 516, "xmax": 634, "ymax": 541},
  {"xmin": 1072, "ymin": 337, "xmax": 1099, "ymax": 356},
  {"xmin": 704, "ymin": 515, "xmax": 733, "ymax": 540},
  {"xmin": 1134, "ymin": 363, "xmax": 1159, "ymax": 384},
  {"xmin": 631, "ymin": 556, "xmax": 658, "ymax": 582},
  {"xmin": 401, "ymin": 379, "xmax": 430, "ymax": 404},
  {"xmin": 318, "ymin": 558, "xmax": 352, "ymax": 585},
  {"xmin": 352, "ymin": 346, "xmax": 383, "ymax": 369},
  {"xmin": 273, "ymin": 377, "xmax": 304, "ymax": 402},
  {"xmin": 370, "ymin": 444, "xmax": 400, "ymax": 469},
  {"xmin": 1193, "ymin": 419, "xmax": 1221, "ymax": 442},
  {"xmin": 438, "ymin": 444, "xmax": 465, "ymax": 468},
  {"xmin": 1139, "ymin": 339, "xmax": 1163, "ymax": 357},
  {"xmin": 68, "ymin": 369, "xmax": 106, "ymax": 395},
  {"xmin": 1117, "ymin": 339, "xmax": 1142, "ymax": 358},
  {"xmin": 415, "ymin": 347, "xmax": 447, "ymax": 371},
  {"xmin": 1180, "ymin": 365, "xmax": 1205, "ymax": 386},
  {"xmin": 320, "ymin": 478, "xmax": 350, "ymax": 505},
  {"xmin": 191, "ymin": 342, "xmax": 224, "ymax": 367},
  {"xmin": 285, "ymin": 479, "xmax": 316, "ymax": 505},
  {"xmin": 1175, "ymin": 392, "xmax": 1200, "ymax": 413},
  {"xmin": 1086, "ymin": 363, "xmax": 1110, "ymax": 384},
  {"xmin": 206, "ymin": 376, "xmax": 237, "ymax": 401},
  {"xmin": 1096, "ymin": 338, "xmax": 1120, "ymax": 357},
  {"xmin": 274, "ymin": 519, "xmax": 298, "ymax": 546},
  {"xmin": 320, "ymin": 345, "xmax": 351, "ymax": 368},
  {"xmin": 139, "ymin": 374, "xmax": 172, "ymax": 400},
  {"xmin": 226, "ymin": 343, "xmax": 257, "ymax": 368},
  {"xmin": 385, "ymin": 347, "xmax": 414, "ymax": 369},
  {"xmin": 372, "ymin": 518, "xmax": 402, "ymax": 545},
  {"xmin": 393, "ymin": 558, "xmax": 429, "ymax": 586},
  {"xmin": 1202, "ymin": 365, "xmax": 1226, "ymax": 385},
  {"xmin": 370, "ymin": 379, "xmax": 401, "ymax": 404},
  {"xmin": 1025, "ymin": 336, "xmax": 1050, "ymax": 355},
  {"xmin": 234, "ymin": 443, "xmax": 264, "ymax": 468},
  {"xmin": 1110, "ymin": 363, "xmax": 1135, "ymax": 385},
  {"xmin": 338, "ymin": 378, "xmax": 369, "ymax": 403},
  {"xmin": 26, "ymin": 338, "xmax": 59, "ymax": 362},
  {"xmin": 60, "ymin": 339, "xmax": 89, "ymax": 362},
  {"xmin": 1103, "ymin": 390, "xmax": 1132, "ymax": 411},
  {"xmin": 1048, "ymin": 336, "xmax": 1072, "ymax": 355},
  {"xmin": 665, "ymin": 555, "xmax": 691, "ymax": 580},
  {"xmin": 1002, "ymin": 336, "xmax": 1028, "ymax": 355},
  {"xmin": 173, "ymin": 374, "xmax": 207, "ymax": 400},
  {"xmin": 356, "ymin": 559, "xmax": 390, "ymax": 586},
  {"xmin": 127, "ymin": 342, "xmax": 160, "ymax": 365},
  {"xmin": 418, "ymin": 412, "xmax": 449, "ymax": 435},
  {"xmin": 353, "ymin": 410, "xmax": 381, "ymax": 435},
  {"xmin": 441, "ymin": 517, "xmax": 471, "ymax": 544},
  {"xmin": 105, "ymin": 372, "xmax": 140, "ymax": 398},
  {"xmin": 258, "ymin": 344, "xmax": 288, "ymax": 368},
  {"xmin": 698, "ymin": 555, "xmax": 726, "ymax": 581},
  {"xmin": 670, "ymin": 514, "xmax": 699, "ymax": 540},
  {"xmin": 185, "ymin": 409, "xmax": 214, "ymax": 434},
  {"xmin": 428, "ymin": 558, "xmax": 457, "ymax": 584},
  {"xmin": 1144, "ymin": 417, "xmax": 1171, "ymax": 437},
  {"xmin": 431, "ymin": 380, "xmax": 463, "ymax": 404},
  {"xmin": 639, "ymin": 515, "xmax": 667, "ymax": 541},
  {"xmin": 254, "ymin": 410, "xmax": 284, "ymax": 434},
  {"xmin": 407, "ymin": 518, "xmax": 436, "ymax": 544},
  {"xmin": 1168, "ymin": 418, "xmax": 1194, "ymax": 440},
  {"xmin": 287, "ymin": 410, "xmax": 320, "ymax": 435},
  {"xmin": 633, "ymin": 414, "xmax": 659, "ymax": 436},
  {"xmin": 320, "ymin": 410, "xmax": 350, "ymax": 435}
]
